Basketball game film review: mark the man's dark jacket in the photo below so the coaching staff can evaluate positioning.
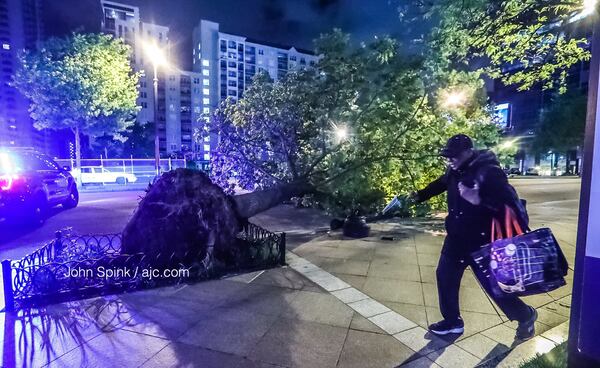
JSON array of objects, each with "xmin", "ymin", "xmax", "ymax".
[{"xmin": 416, "ymin": 150, "xmax": 527, "ymax": 257}]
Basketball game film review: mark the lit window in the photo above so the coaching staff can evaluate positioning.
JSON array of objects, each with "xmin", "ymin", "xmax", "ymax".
[
  {"xmin": 203, "ymin": 107, "xmax": 210, "ymax": 114},
  {"xmin": 202, "ymin": 69, "xmax": 209, "ymax": 76},
  {"xmin": 202, "ymin": 59, "xmax": 209, "ymax": 67},
  {"xmin": 204, "ymin": 136, "xmax": 210, "ymax": 142},
  {"xmin": 203, "ymin": 79, "xmax": 209, "ymax": 86},
  {"xmin": 203, "ymin": 98, "xmax": 210, "ymax": 104},
  {"xmin": 203, "ymin": 88, "xmax": 210, "ymax": 95},
  {"xmin": 203, "ymin": 153, "xmax": 210, "ymax": 160},
  {"xmin": 198, "ymin": 43, "xmax": 201, "ymax": 50},
  {"xmin": 2, "ymin": 43, "xmax": 9, "ymax": 50},
  {"xmin": 204, "ymin": 144, "xmax": 210, "ymax": 151}
]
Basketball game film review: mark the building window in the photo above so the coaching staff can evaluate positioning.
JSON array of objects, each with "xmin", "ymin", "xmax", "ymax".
[
  {"xmin": 228, "ymin": 71, "xmax": 237, "ymax": 78},
  {"xmin": 204, "ymin": 136, "xmax": 210, "ymax": 142},
  {"xmin": 203, "ymin": 79, "xmax": 209, "ymax": 86},
  {"xmin": 228, "ymin": 52, "xmax": 237, "ymax": 59},
  {"xmin": 203, "ymin": 88, "xmax": 210, "ymax": 95},
  {"xmin": 204, "ymin": 153, "xmax": 210, "ymax": 160},
  {"xmin": 140, "ymin": 91, "xmax": 147, "ymax": 98},
  {"xmin": 203, "ymin": 98, "xmax": 210, "ymax": 104},
  {"xmin": 204, "ymin": 144, "xmax": 210, "ymax": 151},
  {"xmin": 258, "ymin": 49, "xmax": 264, "ymax": 55},
  {"xmin": 310, "ymin": 60, "xmax": 315, "ymax": 66},
  {"xmin": 220, "ymin": 40, "xmax": 227, "ymax": 52},
  {"xmin": 228, "ymin": 80, "xmax": 237, "ymax": 87},
  {"xmin": 2, "ymin": 43, "xmax": 9, "ymax": 50},
  {"xmin": 202, "ymin": 69, "xmax": 209, "ymax": 76},
  {"xmin": 228, "ymin": 40, "xmax": 236, "ymax": 49},
  {"xmin": 228, "ymin": 89, "xmax": 236, "ymax": 96},
  {"xmin": 203, "ymin": 107, "xmax": 210, "ymax": 114},
  {"xmin": 228, "ymin": 61, "xmax": 236, "ymax": 68},
  {"xmin": 193, "ymin": 78, "xmax": 200, "ymax": 84},
  {"xmin": 202, "ymin": 59, "xmax": 209, "ymax": 66},
  {"xmin": 141, "ymin": 102, "xmax": 148, "ymax": 108},
  {"xmin": 198, "ymin": 43, "xmax": 201, "ymax": 50},
  {"xmin": 290, "ymin": 55, "xmax": 296, "ymax": 61},
  {"xmin": 300, "ymin": 57, "xmax": 306, "ymax": 65}
]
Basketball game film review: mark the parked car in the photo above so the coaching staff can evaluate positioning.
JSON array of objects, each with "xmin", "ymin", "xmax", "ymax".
[
  {"xmin": 504, "ymin": 168, "xmax": 522, "ymax": 177},
  {"xmin": 525, "ymin": 167, "xmax": 540, "ymax": 176},
  {"xmin": 80, "ymin": 167, "xmax": 138, "ymax": 185},
  {"xmin": 0, "ymin": 148, "xmax": 78, "ymax": 226}
]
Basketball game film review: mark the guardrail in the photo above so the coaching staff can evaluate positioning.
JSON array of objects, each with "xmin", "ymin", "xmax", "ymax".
[{"xmin": 2, "ymin": 223, "xmax": 285, "ymax": 311}]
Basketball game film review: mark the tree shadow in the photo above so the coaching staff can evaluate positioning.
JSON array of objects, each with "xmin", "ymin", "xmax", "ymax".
[{"xmin": 1, "ymin": 297, "xmax": 133, "ymax": 368}]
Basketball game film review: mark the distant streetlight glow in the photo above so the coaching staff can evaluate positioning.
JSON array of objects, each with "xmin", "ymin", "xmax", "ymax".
[
  {"xmin": 500, "ymin": 140, "xmax": 516, "ymax": 149},
  {"xmin": 583, "ymin": 0, "xmax": 598, "ymax": 17},
  {"xmin": 143, "ymin": 41, "xmax": 167, "ymax": 67},
  {"xmin": 442, "ymin": 90, "xmax": 467, "ymax": 108},
  {"xmin": 333, "ymin": 124, "xmax": 349, "ymax": 143}
]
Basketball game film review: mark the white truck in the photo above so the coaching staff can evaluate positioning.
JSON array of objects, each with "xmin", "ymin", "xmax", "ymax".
[{"xmin": 79, "ymin": 167, "xmax": 138, "ymax": 185}]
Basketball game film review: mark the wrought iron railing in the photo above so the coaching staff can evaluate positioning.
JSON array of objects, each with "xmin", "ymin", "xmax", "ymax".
[{"xmin": 2, "ymin": 223, "xmax": 285, "ymax": 311}]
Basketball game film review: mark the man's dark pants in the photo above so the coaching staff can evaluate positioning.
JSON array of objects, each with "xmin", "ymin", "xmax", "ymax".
[{"xmin": 436, "ymin": 250, "xmax": 531, "ymax": 323}]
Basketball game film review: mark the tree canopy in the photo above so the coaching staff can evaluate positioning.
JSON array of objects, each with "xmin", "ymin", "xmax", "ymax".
[
  {"xmin": 407, "ymin": 0, "xmax": 593, "ymax": 92},
  {"xmin": 201, "ymin": 30, "xmax": 505, "ymax": 215},
  {"xmin": 13, "ymin": 33, "xmax": 139, "ymax": 173}
]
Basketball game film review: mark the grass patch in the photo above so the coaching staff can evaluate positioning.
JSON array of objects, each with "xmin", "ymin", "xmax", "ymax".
[{"xmin": 519, "ymin": 342, "xmax": 567, "ymax": 368}]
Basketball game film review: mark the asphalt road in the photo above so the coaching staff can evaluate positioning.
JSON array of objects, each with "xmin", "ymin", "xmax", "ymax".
[
  {"xmin": 0, "ymin": 178, "xmax": 582, "ymax": 262},
  {"xmin": 0, "ymin": 190, "xmax": 145, "ymax": 261}
]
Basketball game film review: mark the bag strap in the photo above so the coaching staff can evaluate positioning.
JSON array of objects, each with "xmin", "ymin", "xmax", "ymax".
[
  {"xmin": 504, "ymin": 205, "xmax": 524, "ymax": 238},
  {"xmin": 491, "ymin": 218, "xmax": 503, "ymax": 242},
  {"xmin": 491, "ymin": 205, "xmax": 524, "ymax": 242}
]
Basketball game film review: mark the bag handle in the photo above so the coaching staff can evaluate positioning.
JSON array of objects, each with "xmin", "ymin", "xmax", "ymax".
[
  {"xmin": 504, "ymin": 205, "xmax": 524, "ymax": 238},
  {"xmin": 491, "ymin": 205, "xmax": 524, "ymax": 242},
  {"xmin": 491, "ymin": 218, "xmax": 503, "ymax": 242}
]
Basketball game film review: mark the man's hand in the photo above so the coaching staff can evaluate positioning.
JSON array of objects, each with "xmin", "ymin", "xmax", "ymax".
[
  {"xmin": 408, "ymin": 191, "xmax": 419, "ymax": 203},
  {"xmin": 458, "ymin": 181, "xmax": 481, "ymax": 205}
]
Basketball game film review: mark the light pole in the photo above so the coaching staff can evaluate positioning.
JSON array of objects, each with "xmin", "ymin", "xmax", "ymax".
[
  {"xmin": 143, "ymin": 41, "xmax": 167, "ymax": 176},
  {"xmin": 569, "ymin": 0, "xmax": 600, "ymax": 366}
]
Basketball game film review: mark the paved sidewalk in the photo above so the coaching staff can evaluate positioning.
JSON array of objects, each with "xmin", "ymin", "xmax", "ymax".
[{"xmin": 0, "ymin": 202, "xmax": 575, "ymax": 367}]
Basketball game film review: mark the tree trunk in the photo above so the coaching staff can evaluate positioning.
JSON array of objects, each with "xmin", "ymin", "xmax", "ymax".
[
  {"xmin": 74, "ymin": 125, "xmax": 82, "ymax": 186},
  {"xmin": 232, "ymin": 180, "xmax": 313, "ymax": 219}
]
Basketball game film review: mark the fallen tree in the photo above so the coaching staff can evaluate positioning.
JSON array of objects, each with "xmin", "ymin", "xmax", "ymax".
[{"xmin": 121, "ymin": 169, "xmax": 311, "ymax": 262}]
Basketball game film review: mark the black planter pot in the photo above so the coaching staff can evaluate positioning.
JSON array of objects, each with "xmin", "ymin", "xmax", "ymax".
[{"xmin": 342, "ymin": 215, "xmax": 370, "ymax": 238}]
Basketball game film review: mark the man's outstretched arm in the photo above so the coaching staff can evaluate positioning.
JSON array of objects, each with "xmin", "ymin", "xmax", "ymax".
[{"xmin": 413, "ymin": 170, "xmax": 449, "ymax": 203}]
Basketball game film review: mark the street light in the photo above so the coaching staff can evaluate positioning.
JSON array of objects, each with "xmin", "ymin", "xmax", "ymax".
[
  {"xmin": 500, "ymin": 140, "xmax": 516, "ymax": 149},
  {"xmin": 332, "ymin": 123, "xmax": 349, "ymax": 144},
  {"xmin": 442, "ymin": 90, "xmax": 467, "ymax": 108},
  {"xmin": 583, "ymin": 0, "xmax": 598, "ymax": 17},
  {"xmin": 142, "ymin": 40, "xmax": 167, "ymax": 176}
]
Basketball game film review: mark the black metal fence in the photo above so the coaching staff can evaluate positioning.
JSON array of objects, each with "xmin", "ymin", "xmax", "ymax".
[{"xmin": 2, "ymin": 223, "xmax": 285, "ymax": 311}]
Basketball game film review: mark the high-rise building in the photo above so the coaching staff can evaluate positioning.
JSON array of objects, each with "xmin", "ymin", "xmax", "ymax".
[
  {"xmin": 100, "ymin": 0, "xmax": 204, "ymax": 155},
  {"xmin": 192, "ymin": 20, "xmax": 318, "ymax": 161},
  {"xmin": 0, "ymin": 0, "xmax": 44, "ymax": 149}
]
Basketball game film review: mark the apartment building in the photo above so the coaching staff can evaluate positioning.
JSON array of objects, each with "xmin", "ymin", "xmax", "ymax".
[{"xmin": 0, "ymin": 0, "xmax": 44, "ymax": 149}]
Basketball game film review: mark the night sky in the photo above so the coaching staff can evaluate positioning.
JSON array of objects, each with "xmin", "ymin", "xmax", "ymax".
[{"xmin": 42, "ymin": 0, "xmax": 426, "ymax": 70}]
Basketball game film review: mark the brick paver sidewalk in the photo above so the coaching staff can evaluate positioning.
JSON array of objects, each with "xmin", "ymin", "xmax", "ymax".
[{"xmin": 0, "ymin": 204, "xmax": 575, "ymax": 367}]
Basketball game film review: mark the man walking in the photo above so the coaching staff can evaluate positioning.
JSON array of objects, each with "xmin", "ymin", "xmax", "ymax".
[{"xmin": 411, "ymin": 134, "xmax": 537, "ymax": 341}]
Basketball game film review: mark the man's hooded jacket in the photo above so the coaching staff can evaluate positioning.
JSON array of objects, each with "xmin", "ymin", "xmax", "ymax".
[{"xmin": 416, "ymin": 150, "xmax": 528, "ymax": 257}]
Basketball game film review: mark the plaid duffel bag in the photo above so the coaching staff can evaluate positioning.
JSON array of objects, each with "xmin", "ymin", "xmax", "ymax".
[{"xmin": 471, "ymin": 205, "xmax": 569, "ymax": 298}]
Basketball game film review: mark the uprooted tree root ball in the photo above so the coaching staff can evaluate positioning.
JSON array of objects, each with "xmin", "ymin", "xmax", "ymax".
[
  {"xmin": 121, "ymin": 168, "xmax": 313, "ymax": 265},
  {"xmin": 122, "ymin": 169, "xmax": 242, "ymax": 264}
]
